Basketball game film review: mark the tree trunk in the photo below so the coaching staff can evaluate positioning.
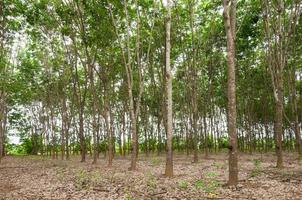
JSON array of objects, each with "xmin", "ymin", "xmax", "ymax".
[
  {"xmin": 50, "ymin": 106, "xmax": 56, "ymax": 160},
  {"xmin": 105, "ymin": 109, "xmax": 113, "ymax": 167},
  {"xmin": 164, "ymin": 0, "xmax": 173, "ymax": 178},
  {"xmin": 157, "ymin": 117, "xmax": 162, "ymax": 155},
  {"xmin": 122, "ymin": 110, "xmax": 126, "ymax": 157},
  {"xmin": 65, "ymin": 113, "xmax": 70, "ymax": 160},
  {"xmin": 289, "ymin": 67, "xmax": 302, "ymax": 157},
  {"xmin": 275, "ymin": 88, "xmax": 284, "ymax": 168},
  {"xmin": 0, "ymin": 0, "xmax": 5, "ymax": 163},
  {"xmin": 89, "ymin": 66, "xmax": 98, "ymax": 164},
  {"xmin": 129, "ymin": 109, "xmax": 138, "ymax": 170},
  {"xmin": 204, "ymin": 115, "xmax": 209, "ymax": 158},
  {"xmin": 79, "ymin": 108, "xmax": 86, "ymax": 162},
  {"xmin": 222, "ymin": 0, "xmax": 238, "ymax": 186},
  {"xmin": 0, "ymin": 111, "xmax": 4, "ymax": 162},
  {"xmin": 61, "ymin": 95, "xmax": 67, "ymax": 160},
  {"xmin": 189, "ymin": 0, "xmax": 199, "ymax": 163}
]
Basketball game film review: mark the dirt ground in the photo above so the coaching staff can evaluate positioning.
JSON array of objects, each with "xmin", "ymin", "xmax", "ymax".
[{"xmin": 0, "ymin": 152, "xmax": 302, "ymax": 200}]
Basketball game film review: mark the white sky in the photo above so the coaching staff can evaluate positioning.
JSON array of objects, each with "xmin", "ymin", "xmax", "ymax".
[{"xmin": 9, "ymin": 135, "xmax": 20, "ymax": 144}]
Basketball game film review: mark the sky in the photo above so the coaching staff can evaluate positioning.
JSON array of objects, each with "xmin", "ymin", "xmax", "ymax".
[{"xmin": 9, "ymin": 135, "xmax": 20, "ymax": 144}]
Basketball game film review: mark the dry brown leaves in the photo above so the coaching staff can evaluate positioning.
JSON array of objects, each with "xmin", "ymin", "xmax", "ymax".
[{"xmin": 0, "ymin": 153, "xmax": 301, "ymax": 200}]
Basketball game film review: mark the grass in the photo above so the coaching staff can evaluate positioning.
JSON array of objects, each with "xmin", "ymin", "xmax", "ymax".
[
  {"xmin": 194, "ymin": 179, "xmax": 221, "ymax": 194},
  {"xmin": 251, "ymin": 158, "xmax": 262, "ymax": 177},
  {"xmin": 125, "ymin": 194, "xmax": 134, "ymax": 200},
  {"xmin": 205, "ymin": 171, "xmax": 218, "ymax": 178},
  {"xmin": 192, "ymin": 171, "xmax": 221, "ymax": 194},
  {"xmin": 146, "ymin": 171, "xmax": 157, "ymax": 190},
  {"xmin": 194, "ymin": 179, "xmax": 205, "ymax": 189},
  {"xmin": 178, "ymin": 180, "xmax": 188, "ymax": 189},
  {"xmin": 151, "ymin": 156, "xmax": 160, "ymax": 166},
  {"xmin": 74, "ymin": 169, "xmax": 102, "ymax": 190}
]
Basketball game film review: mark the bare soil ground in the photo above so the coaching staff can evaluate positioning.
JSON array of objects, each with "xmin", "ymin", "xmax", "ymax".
[{"xmin": 0, "ymin": 152, "xmax": 302, "ymax": 200}]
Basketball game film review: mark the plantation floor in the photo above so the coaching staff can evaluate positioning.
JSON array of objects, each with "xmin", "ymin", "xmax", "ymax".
[{"xmin": 0, "ymin": 152, "xmax": 302, "ymax": 200}]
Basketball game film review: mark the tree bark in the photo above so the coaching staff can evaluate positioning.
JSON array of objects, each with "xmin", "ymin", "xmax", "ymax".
[
  {"xmin": 222, "ymin": 0, "xmax": 238, "ymax": 186},
  {"xmin": 61, "ymin": 94, "xmax": 67, "ymax": 160},
  {"xmin": 0, "ymin": 0, "xmax": 5, "ymax": 163},
  {"xmin": 89, "ymin": 66, "xmax": 98, "ymax": 164},
  {"xmin": 189, "ymin": 0, "xmax": 199, "ymax": 163},
  {"xmin": 109, "ymin": 0, "xmax": 143, "ymax": 170},
  {"xmin": 288, "ymin": 60, "xmax": 302, "ymax": 157},
  {"xmin": 79, "ymin": 108, "xmax": 86, "ymax": 162},
  {"xmin": 164, "ymin": 0, "xmax": 173, "ymax": 178},
  {"xmin": 104, "ymin": 81, "xmax": 113, "ymax": 167}
]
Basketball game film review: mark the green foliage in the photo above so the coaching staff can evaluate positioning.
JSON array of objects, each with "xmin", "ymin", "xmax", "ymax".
[
  {"xmin": 75, "ymin": 169, "xmax": 90, "ymax": 190},
  {"xmin": 70, "ymin": 142, "xmax": 81, "ymax": 154},
  {"xmin": 139, "ymin": 138, "xmax": 158, "ymax": 152},
  {"xmin": 2, "ymin": 0, "xmax": 302, "ymax": 163},
  {"xmin": 217, "ymin": 136, "xmax": 229, "ymax": 149},
  {"xmin": 146, "ymin": 171, "xmax": 157, "ymax": 190},
  {"xmin": 98, "ymin": 140, "xmax": 108, "ymax": 153},
  {"xmin": 74, "ymin": 169, "xmax": 102, "ymax": 190},
  {"xmin": 173, "ymin": 136, "xmax": 187, "ymax": 151},
  {"xmin": 194, "ymin": 179, "xmax": 221, "ymax": 194},
  {"xmin": 151, "ymin": 157, "xmax": 160, "ymax": 166},
  {"xmin": 251, "ymin": 159, "xmax": 262, "ymax": 177},
  {"xmin": 193, "ymin": 180, "xmax": 205, "ymax": 189},
  {"xmin": 205, "ymin": 171, "xmax": 218, "ymax": 178},
  {"xmin": 6, "ymin": 143, "xmax": 26, "ymax": 155},
  {"xmin": 212, "ymin": 161, "xmax": 224, "ymax": 169},
  {"xmin": 253, "ymin": 159, "xmax": 261, "ymax": 168},
  {"xmin": 178, "ymin": 180, "xmax": 188, "ymax": 189},
  {"xmin": 204, "ymin": 180, "xmax": 221, "ymax": 194},
  {"xmin": 8, "ymin": 137, "xmax": 43, "ymax": 155},
  {"xmin": 125, "ymin": 195, "xmax": 134, "ymax": 200}
]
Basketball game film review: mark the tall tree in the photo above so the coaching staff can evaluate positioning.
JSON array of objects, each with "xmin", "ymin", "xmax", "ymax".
[
  {"xmin": 0, "ymin": 0, "xmax": 5, "ymax": 162},
  {"xmin": 188, "ymin": 0, "xmax": 199, "ymax": 163},
  {"xmin": 222, "ymin": 0, "xmax": 238, "ymax": 185},
  {"xmin": 165, "ymin": 0, "xmax": 173, "ymax": 178},
  {"xmin": 263, "ymin": 0, "xmax": 302, "ymax": 167}
]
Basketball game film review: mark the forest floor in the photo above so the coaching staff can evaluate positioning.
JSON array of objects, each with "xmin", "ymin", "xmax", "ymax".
[{"xmin": 0, "ymin": 152, "xmax": 302, "ymax": 200}]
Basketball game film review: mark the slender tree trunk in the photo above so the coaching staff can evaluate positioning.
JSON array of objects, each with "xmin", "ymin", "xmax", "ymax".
[
  {"xmin": 110, "ymin": 0, "xmax": 143, "ymax": 171},
  {"xmin": 89, "ymin": 67, "xmax": 98, "ymax": 164},
  {"xmin": 50, "ymin": 106, "xmax": 56, "ymax": 160},
  {"xmin": 289, "ymin": 67, "xmax": 302, "ymax": 157},
  {"xmin": 222, "ymin": 0, "xmax": 238, "ymax": 186},
  {"xmin": 204, "ymin": 115, "xmax": 209, "ymax": 158},
  {"xmin": 122, "ymin": 110, "xmax": 126, "ymax": 157},
  {"xmin": 79, "ymin": 108, "xmax": 86, "ymax": 162},
  {"xmin": 65, "ymin": 128, "xmax": 70, "ymax": 160},
  {"xmin": 71, "ymin": 59, "xmax": 87, "ymax": 162},
  {"xmin": 0, "ymin": 0, "xmax": 5, "ymax": 163},
  {"xmin": 65, "ymin": 109, "xmax": 71, "ymax": 160},
  {"xmin": 246, "ymin": 113, "xmax": 252, "ymax": 155},
  {"xmin": 143, "ymin": 110, "xmax": 149, "ymax": 157},
  {"xmin": 103, "ymin": 81, "xmax": 113, "ymax": 167},
  {"xmin": 129, "ymin": 109, "xmax": 137, "ymax": 170},
  {"xmin": 188, "ymin": 0, "xmax": 199, "ymax": 163},
  {"xmin": 164, "ymin": 0, "xmax": 173, "ymax": 177},
  {"xmin": 0, "ymin": 112, "xmax": 4, "ymax": 162},
  {"xmin": 105, "ymin": 108, "xmax": 113, "ymax": 167},
  {"xmin": 61, "ymin": 95, "xmax": 67, "ymax": 160},
  {"xmin": 118, "ymin": 124, "xmax": 122, "ymax": 156},
  {"xmin": 185, "ymin": 119, "xmax": 190, "ymax": 156},
  {"xmin": 263, "ymin": 0, "xmax": 302, "ymax": 167},
  {"xmin": 157, "ymin": 117, "xmax": 162, "ymax": 155},
  {"xmin": 274, "ymin": 88, "xmax": 284, "ymax": 168}
]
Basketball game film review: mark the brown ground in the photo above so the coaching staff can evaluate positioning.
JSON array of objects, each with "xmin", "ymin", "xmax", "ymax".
[{"xmin": 0, "ymin": 152, "xmax": 302, "ymax": 200}]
